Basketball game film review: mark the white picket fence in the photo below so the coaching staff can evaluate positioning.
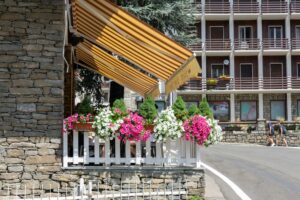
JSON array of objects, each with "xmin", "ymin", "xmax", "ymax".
[{"xmin": 63, "ymin": 130, "xmax": 201, "ymax": 168}]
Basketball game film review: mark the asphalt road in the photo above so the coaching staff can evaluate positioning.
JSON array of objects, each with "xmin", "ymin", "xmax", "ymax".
[{"xmin": 200, "ymin": 144, "xmax": 300, "ymax": 200}]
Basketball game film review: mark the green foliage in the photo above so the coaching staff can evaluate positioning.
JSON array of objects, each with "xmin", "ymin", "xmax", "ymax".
[
  {"xmin": 172, "ymin": 96, "xmax": 188, "ymax": 121},
  {"xmin": 199, "ymin": 98, "xmax": 213, "ymax": 119},
  {"xmin": 138, "ymin": 96, "xmax": 158, "ymax": 125},
  {"xmin": 77, "ymin": 96, "xmax": 94, "ymax": 115},
  {"xmin": 115, "ymin": 0, "xmax": 198, "ymax": 46},
  {"xmin": 112, "ymin": 99, "xmax": 127, "ymax": 114},
  {"xmin": 189, "ymin": 196, "xmax": 203, "ymax": 200},
  {"xmin": 75, "ymin": 67, "xmax": 103, "ymax": 108},
  {"xmin": 188, "ymin": 104, "xmax": 200, "ymax": 117}
]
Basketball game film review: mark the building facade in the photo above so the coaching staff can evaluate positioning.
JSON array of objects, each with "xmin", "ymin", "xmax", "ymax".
[{"xmin": 177, "ymin": 0, "xmax": 300, "ymax": 123}]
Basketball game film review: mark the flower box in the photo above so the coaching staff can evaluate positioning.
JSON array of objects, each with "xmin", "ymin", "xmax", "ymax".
[{"xmin": 73, "ymin": 122, "xmax": 95, "ymax": 132}]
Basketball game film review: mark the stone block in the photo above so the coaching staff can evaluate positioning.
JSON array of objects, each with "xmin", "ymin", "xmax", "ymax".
[
  {"xmin": 10, "ymin": 88, "xmax": 42, "ymax": 95},
  {"xmin": 38, "ymin": 97, "xmax": 62, "ymax": 104},
  {"xmin": 0, "ymin": 164, "xmax": 7, "ymax": 171},
  {"xmin": 8, "ymin": 165, "xmax": 23, "ymax": 172},
  {"xmin": 38, "ymin": 148, "xmax": 55, "ymax": 155},
  {"xmin": 24, "ymin": 155, "xmax": 59, "ymax": 165},
  {"xmin": 33, "ymin": 173, "xmax": 49, "ymax": 180},
  {"xmin": 121, "ymin": 174, "xmax": 140, "ymax": 184},
  {"xmin": 0, "ymin": 173, "xmax": 19, "ymax": 180},
  {"xmin": 52, "ymin": 174, "xmax": 79, "ymax": 182},
  {"xmin": 5, "ymin": 158, "xmax": 22, "ymax": 164},
  {"xmin": 41, "ymin": 180, "xmax": 60, "ymax": 190},
  {"xmin": 37, "ymin": 165, "xmax": 61, "ymax": 172},
  {"xmin": 24, "ymin": 165, "xmax": 37, "ymax": 172},
  {"xmin": 50, "ymin": 138, "xmax": 61, "ymax": 144},
  {"xmin": 36, "ymin": 143, "xmax": 59, "ymax": 149},
  {"xmin": 6, "ymin": 149, "xmax": 24, "ymax": 157},
  {"xmin": 21, "ymin": 180, "xmax": 40, "ymax": 190},
  {"xmin": 34, "ymin": 79, "xmax": 63, "ymax": 87},
  {"xmin": 17, "ymin": 103, "xmax": 36, "ymax": 112},
  {"xmin": 22, "ymin": 173, "xmax": 32, "ymax": 180}
]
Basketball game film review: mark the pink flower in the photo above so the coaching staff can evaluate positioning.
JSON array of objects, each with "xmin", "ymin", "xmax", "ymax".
[{"xmin": 183, "ymin": 115, "xmax": 211, "ymax": 145}]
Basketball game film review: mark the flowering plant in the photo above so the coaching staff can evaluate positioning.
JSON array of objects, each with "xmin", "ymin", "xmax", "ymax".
[
  {"xmin": 153, "ymin": 107, "xmax": 184, "ymax": 141},
  {"xmin": 63, "ymin": 113, "xmax": 93, "ymax": 133},
  {"xmin": 119, "ymin": 112, "xmax": 150, "ymax": 142},
  {"xmin": 93, "ymin": 107, "xmax": 122, "ymax": 140},
  {"xmin": 205, "ymin": 118, "xmax": 223, "ymax": 146},
  {"xmin": 183, "ymin": 115, "xmax": 211, "ymax": 145}
]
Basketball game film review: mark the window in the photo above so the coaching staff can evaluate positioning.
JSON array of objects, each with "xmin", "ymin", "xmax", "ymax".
[
  {"xmin": 211, "ymin": 64, "xmax": 224, "ymax": 78},
  {"xmin": 270, "ymin": 63, "xmax": 283, "ymax": 77},
  {"xmin": 208, "ymin": 101, "xmax": 230, "ymax": 121},
  {"xmin": 240, "ymin": 101, "xmax": 257, "ymax": 121},
  {"xmin": 270, "ymin": 101, "xmax": 286, "ymax": 120},
  {"xmin": 296, "ymin": 26, "xmax": 300, "ymax": 48},
  {"xmin": 269, "ymin": 26, "xmax": 283, "ymax": 48},
  {"xmin": 240, "ymin": 64, "xmax": 253, "ymax": 78},
  {"xmin": 297, "ymin": 63, "xmax": 300, "ymax": 78},
  {"xmin": 239, "ymin": 26, "xmax": 252, "ymax": 41},
  {"xmin": 298, "ymin": 101, "xmax": 300, "ymax": 117}
]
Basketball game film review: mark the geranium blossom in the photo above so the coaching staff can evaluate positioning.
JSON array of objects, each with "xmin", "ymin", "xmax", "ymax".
[
  {"xmin": 119, "ymin": 112, "xmax": 150, "ymax": 142},
  {"xmin": 153, "ymin": 107, "xmax": 184, "ymax": 142},
  {"xmin": 63, "ymin": 113, "xmax": 93, "ymax": 134},
  {"xmin": 183, "ymin": 115, "xmax": 211, "ymax": 145}
]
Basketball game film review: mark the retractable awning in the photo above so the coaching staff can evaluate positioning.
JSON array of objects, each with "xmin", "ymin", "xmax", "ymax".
[{"xmin": 71, "ymin": 0, "xmax": 201, "ymax": 97}]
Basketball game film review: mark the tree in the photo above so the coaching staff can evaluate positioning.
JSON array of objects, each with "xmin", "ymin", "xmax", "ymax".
[
  {"xmin": 188, "ymin": 104, "xmax": 200, "ymax": 117},
  {"xmin": 172, "ymin": 96, "xmax": 188, "ymax": 121},
  {"xmin": 75, "ymin": 66, "xmax": 103, "ymax": 108},
  {"xmin": 199, "ymin": 98, "xmax": 213, "ymax": 119},
  {"xmin": 138, "ymin": 96, "xmax": 158, "ymax": 125},
  {"xmin": 114, "ymin": 0, "xmax": 198, "ymax": 46}
]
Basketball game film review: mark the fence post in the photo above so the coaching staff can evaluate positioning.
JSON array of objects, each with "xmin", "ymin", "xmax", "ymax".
[
  {"xmin": 63, "ymin": 129, "xmax": 68, "ymax": 168},
  {"xmin": 73, "ymin": 130, "xmax": 79, "ymax": 165}
]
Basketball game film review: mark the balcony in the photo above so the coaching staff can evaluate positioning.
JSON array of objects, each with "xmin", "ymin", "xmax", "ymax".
[
  {"xmin": 188, "ymin": 43, "xmax": 202, "ymax": 52},
  {"xmin": 263, "ymin": 38, "xmax": 289, "ymax": 50},
  {"xmin": 234, "ymin": 39, "xmax": 260, "ymax": 50},
  {"xmin": 233, "ymin": 2, "xmax": 259, "ymax": 13},
  {"xmin": 205, "ymin": 2, "xmax": 230, "ymax": 14},
  {"xmin": 178, "ymin": 77, "xmax": 300, "ymax": 91},
  {"xmin": 291, "ymin": 1, "xmax": 300, "ymax": 14},
  {"xmin": 261, "ymin": 2, "xmax": 288, "ymax": 13},
  {"xmin": 205, "ymin": 39, "xmax": 231, "ymax": 51},
  {"xmin": 291, "ymin": 38, "xmax": 300, "ymax": 49}
]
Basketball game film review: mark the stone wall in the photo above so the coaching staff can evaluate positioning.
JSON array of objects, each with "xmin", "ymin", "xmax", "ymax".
[
  {"xmin": 0, "ymin": 136, "xmax": 205, "ymax": 199},
  {"xmin": 0, "ymin": 0, "xmax": 65, "ymax": 138},
  {"xmin": 222, "ymin": 130, "xmax": 300, "ymax": 146}
]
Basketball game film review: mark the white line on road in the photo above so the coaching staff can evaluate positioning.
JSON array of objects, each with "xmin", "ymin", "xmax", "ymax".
[{"xmin": 201, "ymin": 162, "xmax": 252, "ymax": 200}]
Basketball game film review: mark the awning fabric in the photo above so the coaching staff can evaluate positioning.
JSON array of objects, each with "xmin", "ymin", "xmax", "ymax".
[{"xmin": 71, "ymin": 0, "xmax": 201, "ymax": 97}]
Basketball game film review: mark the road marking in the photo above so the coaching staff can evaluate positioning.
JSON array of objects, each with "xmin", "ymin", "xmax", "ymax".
[{"xmin": 201, "ymin": 162, "xmax": 252, "ymax": 200}]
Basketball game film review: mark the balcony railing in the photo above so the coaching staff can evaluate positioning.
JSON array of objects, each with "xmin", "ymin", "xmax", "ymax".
[
  {"xmin": 188, "ymin": 43, "xmax": 202, "ymax": 51},
  {"xmin": 205, "ymin": 39, "xmax": 231, "ymax": 50},
  {"xmin": 263, "ymin": 38, "xmax": 289, "ymax": 49},
  {"xmin": 234, "ymin": 39, "xmax": 260, "ymax": 50},
  {"xmin": 205, "ymin": 2, "xmax": 230, "ymax": 13},
  {"xmin": 179, "ymin": 77, "xmax": 300, "ymax": 91},
  {"xmin": 233, "ymin": 2, "xmax": 259, "ymax": 13},
  {"xmin": 261, "ymin": 2, "xmax": 288, "ymax": 13},
  {"xmin": 291, "ymin": 38, "xmax": 300, "ymax": 49},
  {"xmin": 291, "ymin": 1, "xmax": 300, "ymax": 13},
  {"xmin": 63, "ymin": 130, "xmax": 200, "ymax": 168}
]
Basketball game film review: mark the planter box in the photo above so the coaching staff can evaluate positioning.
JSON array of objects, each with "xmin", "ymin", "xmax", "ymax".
[{"xmin": 73, "ymin": 122, "xmax": 95, "ymax": 132}]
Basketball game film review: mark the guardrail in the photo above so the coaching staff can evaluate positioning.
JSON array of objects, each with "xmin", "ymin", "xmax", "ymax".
[
  {"xmin": 291, "ymin": 38, "xmax": 300, "ymax": 49},
  {"xmin": 261, "ymin": 2, "xmax": 288, "ymax": 13},
  {"xmin": 233, "ymin": 2, "xmax": 259, "ymax": 13},
  {"xmin": 63, "ymin": 130, "xmax": 200, "ymax": 168},
  {"xmin": 178, "ymin": 77, "xmax": 300, "ymax": 91},
  {"xmin": 234, "ymin": 39, "xmax": 260, "ymax": 50},
  {"xmin": 205, "ymin": 39, "xmax": 231, "ymax": 50},
  {"xmin": 291, "ymin": 1, "xmax": 300, "ymax": 13},
  {"xmin": 263, "ymin": 38, "xmax": 289, "ymax": 49},
  {"xmin": 205, "ymin": 2, "xmax": 230, "ymax": 13}
]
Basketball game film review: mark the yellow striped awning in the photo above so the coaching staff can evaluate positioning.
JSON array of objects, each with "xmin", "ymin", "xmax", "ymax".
[{"xmin": 71, "ymin": 0, "xmax": 201, "ymax": 97}]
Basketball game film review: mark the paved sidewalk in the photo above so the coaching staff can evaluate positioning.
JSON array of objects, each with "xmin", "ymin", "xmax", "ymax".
[{"xmin": 205, "ymin": 174, "xmax": 226, "ymax": 200}]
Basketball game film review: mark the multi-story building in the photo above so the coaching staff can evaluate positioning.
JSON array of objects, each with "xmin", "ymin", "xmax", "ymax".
[{"xmin": 177, "ymin": 0, "xmax": 300, "ymax": 123}]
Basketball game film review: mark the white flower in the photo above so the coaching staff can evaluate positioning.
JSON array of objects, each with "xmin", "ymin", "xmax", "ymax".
[
  {"xmin": 154, "ymin": 107, "xmax": 183, "ymax": 142},
  {"xmin": 206, "ymin": 118, "xmax": 223, "ymax": 145},
  {"xmin": 92, "ymin": 107, "xmax": 116, "ymax": 140}
]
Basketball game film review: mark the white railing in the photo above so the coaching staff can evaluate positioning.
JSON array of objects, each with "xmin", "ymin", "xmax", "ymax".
[{"xmin": 63, "ymin": 130, "xmax": 201, "ymax": 168}]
